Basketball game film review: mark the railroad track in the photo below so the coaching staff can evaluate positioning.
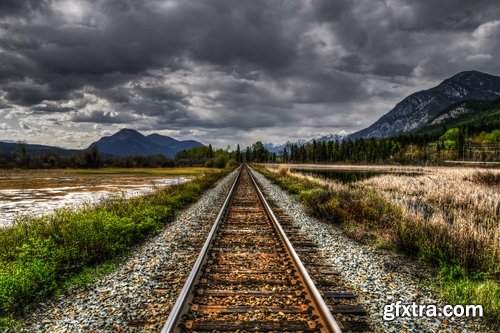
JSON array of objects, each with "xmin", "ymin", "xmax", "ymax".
[{"xmin": 161, "ymin": 166, "xmax": 370, "ymax": 332}]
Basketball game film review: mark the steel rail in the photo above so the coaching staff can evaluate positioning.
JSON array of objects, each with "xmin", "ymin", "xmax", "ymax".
[
  {"xmin": 161, "ymin": 164, "xmax": 342, "ymax": 332},
  {"xmin": 248, "ymin": 165, "xmax": 343, "ymax": 333},
  {"xmin": 160, "ymin": 167, "xmax": 241, "ymax": 333}
]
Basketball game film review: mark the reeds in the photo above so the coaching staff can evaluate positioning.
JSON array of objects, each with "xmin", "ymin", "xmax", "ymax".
[{"xmin": 361, "ymin": 168, "xmax": 499, "ymax": 273}]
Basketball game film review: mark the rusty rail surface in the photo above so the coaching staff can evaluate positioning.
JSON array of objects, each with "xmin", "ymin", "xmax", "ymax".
[{"xmin": 161, "ymin": 165, "xmax": 369, "ymax": 332}]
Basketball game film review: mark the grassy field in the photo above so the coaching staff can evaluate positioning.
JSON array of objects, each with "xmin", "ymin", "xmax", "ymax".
[
  {"xmin": 255, "ymin": 164, "xmax": 499, "ymax": 328},
  {"xmin": 0, "ymin": 167, "xmax": 232, "ymax": 330}
]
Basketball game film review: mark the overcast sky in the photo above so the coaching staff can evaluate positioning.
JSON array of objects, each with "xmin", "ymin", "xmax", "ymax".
[{"xmin": 1, "ymin": 0, "xmax": 500, "ymax": 148}]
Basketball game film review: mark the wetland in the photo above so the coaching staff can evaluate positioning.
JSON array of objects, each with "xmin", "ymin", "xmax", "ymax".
[{"xmin": 0, "ymin": 168, "xmax": 210, "ymax": 226}]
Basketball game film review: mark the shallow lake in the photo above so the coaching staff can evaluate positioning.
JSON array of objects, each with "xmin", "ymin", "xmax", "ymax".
[{"xmin": 0, "ymin": 175, "xmax": 190, "ymax": 227}]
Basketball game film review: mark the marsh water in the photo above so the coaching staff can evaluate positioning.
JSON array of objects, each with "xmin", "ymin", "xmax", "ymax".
[
  {"xmin": 290, "ymin": 168, "xmax": 422, "ymax": 183},
  {"xmin": 0, "ymin": 175, "xmax": 189, "ymax": 227}
]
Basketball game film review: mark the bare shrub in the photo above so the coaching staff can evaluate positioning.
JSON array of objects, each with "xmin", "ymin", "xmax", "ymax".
[
  {"xmin": 277, "ymin": 165, "xmax": 290, "ymax": 177},
  {"xmin": 466, "ymin": 170, "xmax": 500, "ymax": 186}
]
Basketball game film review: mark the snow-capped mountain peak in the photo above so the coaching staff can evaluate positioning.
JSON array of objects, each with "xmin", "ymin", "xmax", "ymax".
[{"xmin": 264, "ymin": 131, "xmax": 349, "ymax": 153}]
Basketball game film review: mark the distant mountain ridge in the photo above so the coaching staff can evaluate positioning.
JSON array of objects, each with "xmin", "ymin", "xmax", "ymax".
[
  {"xmin": 0, "ymin": 142, "xmax": 78, "ymax": 156},
  {"xmin": 349, "ymin": 70, "xmax": 500, "ymax": 139},
  {"xmin": 88, "ymin": 129, "xmax": 204, "ymax": 157},
  {"xmin": 0, "ymin": 129, "xmax": 204, "ymax": 158}
]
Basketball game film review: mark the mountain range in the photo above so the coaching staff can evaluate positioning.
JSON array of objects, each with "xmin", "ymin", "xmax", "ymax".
[
  {"xmin": 265, "ymin": 70, "xmax": 500, "ymax": 151},
  {"xmin": 1, "ymin": 129, "xmax": 204, "ymax": 158},
  {"xmin": 349, "ymin": 70, "xmax": 500, "ymax": 139}
]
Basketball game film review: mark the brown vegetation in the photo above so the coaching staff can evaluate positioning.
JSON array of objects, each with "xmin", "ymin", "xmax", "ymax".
[
  {"xmin": 361, "ymin": 168, "xmax": 499, "ymax": 273},
  {"xmin": 255, "ymin": 164, "xmax": 499, "ymax": 326}
]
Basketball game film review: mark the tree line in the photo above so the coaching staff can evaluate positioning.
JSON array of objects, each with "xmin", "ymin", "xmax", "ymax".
[
  {"xmin": 2, "ymin": 124, "xmax": 498, "ymax": 169},
  {"xmin": 0, "ymin": 143, "xmax": 238, "ymax": 169}
]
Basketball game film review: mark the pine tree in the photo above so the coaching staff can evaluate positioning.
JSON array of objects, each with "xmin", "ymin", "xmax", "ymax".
[
  {"xmin": 208, "ymin": 144, "xmax": 214, "ymax": 158},
  {"xmin": 236, "ymin": 144, "xmax": 241, "ymax": 162}
]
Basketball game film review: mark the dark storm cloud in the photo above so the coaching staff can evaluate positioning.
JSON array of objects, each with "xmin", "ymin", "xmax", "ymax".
[
  {"xmin": 0, "ymin": 0, "xmax": 500, "ymax": 147},
  {"xmin": 3, "ymin": 83, "xmax": 62, "ymax": 106},
  {"xmin": 0, "ymin": 0, "xmax": 297, "ymax": 80},
  {"xmin": 2, "ymin": 79, "xmax": 85, "ymax": 106},
  {"xmin": 313, "ymin": 0, "xmax": 500, "ymax": 31},
  {"xmin": 394, "ymin": 0, "xmax": 500, "ymax": 31},
  {"xmin": 290, "ymin": 71, "xmax": 368, "ymax": 104},
  {"xmin": 0, "ymin": 0, "xmax": 303, "ymax": 110},
  {"xmin": 312, "ymin": 0, "xmax": 500, "ymax": 78},
  {"xmin": 182, "ymin": 1, "xmax": 299, "ymax": 71},
  {"xmin": 0, "ymin": 52, "xmax": 39, "ymax": 83},
  {"xmin": 136, "ymin": 85, "xmax": 188, "ymax": 103},
  {"xmin": 95, "ymin": 87, "xmax": 131, "ymax": 104},
  {"xmin": 0, "ymin": 0, "xmax": 50, "ymax": 17}
]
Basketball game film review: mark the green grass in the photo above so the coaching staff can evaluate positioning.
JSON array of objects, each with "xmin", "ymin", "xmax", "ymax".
[
  {"xmin": 436, "ymin": 265, "xmax": 499, "ymax": 328},
  {"xmin": 254, "ymin": 165, "xmax": 499, "ymax": 328},
  {"xmin": 62, "ymin": 261, "xmax": 119, "ymax": 290},
  {"xmin": 0, "ymin": 167, "xmax": 233, "ymax": 329}
]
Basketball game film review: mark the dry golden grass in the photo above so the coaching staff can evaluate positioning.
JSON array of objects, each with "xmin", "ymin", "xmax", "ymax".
[
  {"xmin": 267, "ymin": 164, "xmax": 499, "ymax": 271},
  {"xmin": 361, "ymin": 168, "xmax": 500, "ymax": 271}
]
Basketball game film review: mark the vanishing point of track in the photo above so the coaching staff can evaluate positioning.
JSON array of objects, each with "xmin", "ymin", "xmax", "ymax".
[{"xmin": 161, "ymin": 165, "xmax": 370, "ymax": 332}]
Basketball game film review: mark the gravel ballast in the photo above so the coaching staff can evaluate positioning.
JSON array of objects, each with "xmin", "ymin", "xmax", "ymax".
[
  {"xmin": 22, "ymin": 169, "xmax": 239, "ymax": 333},
  {"xmin": 250, "ymin": 168, "xmax": 489, "ymax": 333}
]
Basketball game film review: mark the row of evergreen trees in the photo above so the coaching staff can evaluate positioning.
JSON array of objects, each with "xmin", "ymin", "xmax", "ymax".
[
  {"xmin": 279, "ymin": 137, "xmax": 424, "ymax": 164},
  {"xmin": 246, "ymin": 127, "xmax": 499, "ymax": 164}
]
